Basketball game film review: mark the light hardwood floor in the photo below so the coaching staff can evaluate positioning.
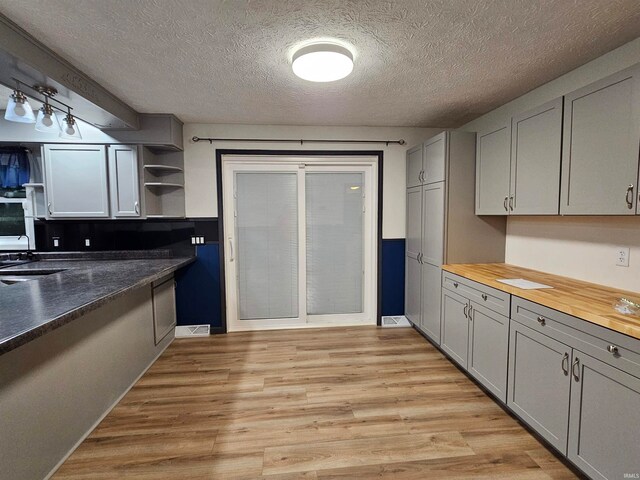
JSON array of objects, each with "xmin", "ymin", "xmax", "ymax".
[{"xmin": 53, "ymin": 326, "xmax": 581, "ymax": 479}]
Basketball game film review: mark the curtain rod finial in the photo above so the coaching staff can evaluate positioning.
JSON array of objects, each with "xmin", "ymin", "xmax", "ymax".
[
  {"xmin": 399, "ymin": 139, "xmax": 406, "ymax": 145},
  {"xmin": 192, "ymin": 136, "xmax": 200, "ymax": 142}
]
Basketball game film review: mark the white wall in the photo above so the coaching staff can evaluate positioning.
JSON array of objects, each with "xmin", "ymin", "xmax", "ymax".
[
  {"xmin": 183, "ymin": 124, "xmax": 440, "ymax": 238},
  {"xmin": 461, "ymin": 37, "xmax": 640, "ymax": 291}
]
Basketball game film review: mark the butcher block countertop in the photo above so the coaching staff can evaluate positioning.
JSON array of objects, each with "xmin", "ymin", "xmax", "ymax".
[{"xmin": 442, "ymin": 263, "xmax": 640, "ymax": 340}]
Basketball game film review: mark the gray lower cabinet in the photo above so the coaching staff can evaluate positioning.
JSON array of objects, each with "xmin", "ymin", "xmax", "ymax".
[
  {"xmin": 507, "ymin": 321, "xmax": 572, "ymax": 454},
  {"xmin": 44, "ymin": 144, "xmax": 110, "ymax": 218},
  {"xmin": 568, "ymin": 351, "xmax": 640, "ymax": 480},
  {"xmin": 561, "ymin": 63, "xmax": 640, "ymax": 215},
  {"xmin": 467, "ymin": 302, "xmax": 509, "ymax": 402},
  {"xmin": 405, "ymin": 255, "xmax": 422, "ymax": 327},
  {"xmin": 152, "ymin": 277, "xmax": 176, "ymax": 345},
  {"xmin": 440, "ymin": 288, "xmax": 469, "ymax": 368},
  {"xmin": 420, "ymin": 263, "xmax": 441, "ymax": 342}
]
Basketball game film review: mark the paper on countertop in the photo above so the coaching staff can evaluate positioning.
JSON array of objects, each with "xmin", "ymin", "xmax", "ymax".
[{"xmin": 496, "ymin": 278, "xmax": 554, "ymax": 290}]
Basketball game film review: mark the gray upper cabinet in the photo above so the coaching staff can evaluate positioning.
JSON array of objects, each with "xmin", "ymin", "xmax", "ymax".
[
  {"xmin": 560, "ymin": 64, "xmax": 640, "ymax": 215},
  {"xmin": 475, "ymin": 122, "xmax": 511, "ymax": 215},
  {"xmin": 510, "ymin": 98, "xmax": 563, "ymax": 214},
  {"xmin": 108, "ymin": 145, "xmax": 141, "ymax": 218},
  {"xmin": 507, "ymin": 321, "xmax": 571, "ymax": 454},
  {"xmin": 423, "ymin": 133, "xmax": 446, "ymax": 184},
  {"xmin": 568, "ymin": 351, "xmax": 640, "ymax": 480},
  {"xmin": 440, "ymin": 288, "xmax": 469, "ymax": 368},
  {"xmin": 406, "ymin": 144, "xmax": 424, "ymax": 188},
  {"xmin": 467, "ymin": 302, "xmax": 509, "ymax": 402},
  {"xmin": 44, "ymin": 144, "xmax": 110, "ymax": 218}
]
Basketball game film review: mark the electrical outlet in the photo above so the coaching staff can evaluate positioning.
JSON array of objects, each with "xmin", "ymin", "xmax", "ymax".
[
  {"xmin": 616, "ymin": 247, "xmax": 630, "ymax": 267},
  {"xmin": 191, "ymin": 236, "xmax": 197, "ymax": 245},
  {"xmin": 85, "ymin": 238, "xmax": 91, "ymax": 247},
  {"xmin": 52, "ymin": 237, "xmax": 60, "ymax": 248}
]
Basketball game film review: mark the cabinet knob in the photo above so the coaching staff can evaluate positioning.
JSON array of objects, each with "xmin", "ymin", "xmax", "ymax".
[
  {"xmin": 537, "ymin": 316, "xmax": 546, "ymax": 326},
  {"xmin": 626, "ymin": 185, "xmax": 634, "ymax": 209},
  {"xmin": 481, "ymin": 294, "xmax": 488, "ymax": 301},
  {"xmin": 453, "ymin": 282, "xmax": 459, "ymax": 288},
  {"xmin": 607, "ymin": 345, "xmax": 619, "ymax": 355}
]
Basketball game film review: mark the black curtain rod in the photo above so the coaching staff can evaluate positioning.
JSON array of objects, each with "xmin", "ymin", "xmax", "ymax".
[{"xmin": 192, "ymin": 136, "xmax": 406, "ymax": 146}]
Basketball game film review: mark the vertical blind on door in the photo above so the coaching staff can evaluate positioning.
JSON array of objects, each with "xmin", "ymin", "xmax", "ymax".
[
  {"xmin": 306, "ymin": 172, "xmax": 364, "ymax": 315},
  {"xmin": 236, "ymin": 172, "xmax": 299, "ymax": 320}
]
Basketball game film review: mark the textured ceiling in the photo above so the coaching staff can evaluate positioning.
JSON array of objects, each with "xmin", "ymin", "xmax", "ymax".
[{"xmin": 1, "ymin": 0, "xmax": 639, "ymax": 127}]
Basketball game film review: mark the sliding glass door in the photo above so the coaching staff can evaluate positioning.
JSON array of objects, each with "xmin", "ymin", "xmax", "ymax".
[{"xmin": 223, "ymin": 158, "xmax": 376, "ymax": 331}]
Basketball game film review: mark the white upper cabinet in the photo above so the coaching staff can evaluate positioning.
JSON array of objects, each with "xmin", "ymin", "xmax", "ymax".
[
  {"xmin": 108, "ymin": 145, "xmax": 141, "ymax": 218},
  {"xmin": 510, "ymin": 98, "xmax": 563, "ymax": 215},
  {"xmin": 423, "ymin": 133, "xmax": 446, "ymax": 184},
  {"xmin": 475, "ymin": 121, "xmax": 511, "ymax": 215},
  {"xmin": 44, "ymin": 144, "xmax": 110, "ymax": 218},
  {"xmin": 560, "ymin": 64, "xmax": 640, "ymax": 215},
  {"xmin": 406, "ymin": 144, "xmax": 424, "ymax": 188}
]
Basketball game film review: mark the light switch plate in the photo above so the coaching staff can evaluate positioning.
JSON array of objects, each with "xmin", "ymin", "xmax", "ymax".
[{"xmin": 616, "ymin": 247, "xmax": 630, "ymax": 267}]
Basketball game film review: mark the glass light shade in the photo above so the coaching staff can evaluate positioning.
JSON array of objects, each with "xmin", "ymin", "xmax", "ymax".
[
  {"xmin": 59, "ymin": 114, "xmax": 82, "ymax": 139},
  {"xmin": 35, "ymin": 107, "xmax": 60, "ymax": 133},
  {"xmin": 292, "ymin": 43, "xmax": 353, "ymax": 82},
  {"xmin": 4, "ymin": 92, "xmax": 36, "ymax": 123}
]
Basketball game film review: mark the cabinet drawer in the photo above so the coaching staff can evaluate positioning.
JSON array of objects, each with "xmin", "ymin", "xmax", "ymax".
[
  {"xmin": 511, "ymin": 297, "xmax": 640, "ymax": 380},
  {"xmin": 442, "ymin": 272, "xmax": 510, "ymax": 317}
]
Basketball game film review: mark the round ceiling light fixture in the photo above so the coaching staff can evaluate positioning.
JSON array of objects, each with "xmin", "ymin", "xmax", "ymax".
[{"xmin": 292, "ymin": 43, "xmax": 354, "ymax": 82}]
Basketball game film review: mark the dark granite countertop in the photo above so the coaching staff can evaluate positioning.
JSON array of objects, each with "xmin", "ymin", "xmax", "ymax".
[{"xmin": 0, "ymin": 252, "xmax": 195, "ymax": 356}]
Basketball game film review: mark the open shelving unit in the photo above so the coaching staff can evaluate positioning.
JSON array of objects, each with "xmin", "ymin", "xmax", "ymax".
[{"xmin": 141, "ymin": 148, "xmax": 185, "ymax": 218}]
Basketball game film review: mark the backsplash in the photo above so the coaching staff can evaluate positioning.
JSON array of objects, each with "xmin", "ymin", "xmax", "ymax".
[{"xmin": 34, "ymin": 218, "xmax": 218, "ymax": 256}]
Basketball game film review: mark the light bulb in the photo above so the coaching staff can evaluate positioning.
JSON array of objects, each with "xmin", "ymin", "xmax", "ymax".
[
  {"xmin": 35, "ymin": 103, "xmax": 60, "ymax": 133},
  {"xmin": 42, "ymin": 115, "xmax": 53, "ymax": 127},
  {"xmin": 4, "ymin": 90, "xmax": 36, "ymax": 123},
  {"xmin": 14, "ymin": 103, "xmax": 26, "ymax": 117}
]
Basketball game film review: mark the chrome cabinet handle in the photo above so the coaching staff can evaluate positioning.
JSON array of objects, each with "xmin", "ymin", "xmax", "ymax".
[
  {"xmin": 607, "ymin": 345, "xmax": 619, "ymax": 355},
  {"xmin": 468, "ymin": 304, "xmax": 473, "ymax": 321},
  {"xmin": 503, "ymin": 196, "xmax": 509, "ymax": 212},
  {"xmin": 418, "ymin": 253, "xmax": 423, "ymax": 264},
  {"xmin": 562, "ymin": 352, "xmax": 569, "ymax": 375},
  {"xmin": 509, "ymin": 195, "xmax": 514, "ymax": 211},
  {"xmin": 537, "ymin": 316, "xmax": 546, "ymax": 326},
  {"xmin": 572, "ymin": 357, "xmax": 580, "ymax": 382},
  {"xmin": 453, "ymin": 282, "xmax": 459, "ymax": 288},
  {"xmin": 481, "ymin": 294, "xmax": 488, "ymax": 301},
  {"xmin": 463, "ymin": 303, "xmax": 469, "ymax": 319},
  {"xmin": 419, "ymin": 170, "xmax": 425, "ymax": 183},
  {"xmin": 626, "ymin": 185, "xmax": 634, "ymax": 209},
  {"xmin": 134, "ymin": 201, "xmax": 139, "ymax": 214},
  {"xmin": 47, "ymin": 202, "xmax": 52, "ymax": 215}
]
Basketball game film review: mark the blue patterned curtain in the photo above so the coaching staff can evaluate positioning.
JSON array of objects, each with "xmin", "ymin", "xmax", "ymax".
[{"xmin": 0, "ymin": 148, "xmax": 31, "ymax": 189}]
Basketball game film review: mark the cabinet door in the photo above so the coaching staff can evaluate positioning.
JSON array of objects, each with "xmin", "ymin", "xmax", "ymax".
[
  {"xmin": 406, "ymin": 144, "xmax": 423, "ymax": 188},
  {"xmin": 405, "ymin": 255, "xmax": 422, "ymax": 327},
  {"xmin": 561, "ymin": 64, "xmax": 640, "ymax": 215},
  {"xmin": 423, "ymin": 132, "xmax": 446, "ymax": 184},
  {"xmin": 422, "ymin": 182, "xmax": 445, "ymax": 266},
  {"xmin": 152, "ymin": 277, "xmax": 176, "ymax": 345},
  {"xmin": 441, "ymin": 289, "xmax": 469, "ymax": 369},
  {"xmin": 475, "ymin": 122, "xmax": 511, "ymax": 215},
  {"xmin": 405, "ymin": 186, "xmax": 422, "ymax": 260},
  {"xmin": 44, "ymin": 145, "xmax": 109, "ymax": 218},
  {"xmin": 108, "ymin": 145, "xmax": 141, "ymax": 218},
  {"xmin": 510, "ymin": 98, "xmax": 563, "ymax": 214},
  {"xmin": 467, "ymin": 302, "xmax": 509, "ymax": 402},
  {"xmin": 568, "ymin": 352, "xmax": 640, "ymax": 480},
  {"xmin": 420, "ymin": 263, "xmax": 441, "ymax": 344},
  {"xmin": 507, "ymin": 321, "xmax": 571, "ymax": 453}
]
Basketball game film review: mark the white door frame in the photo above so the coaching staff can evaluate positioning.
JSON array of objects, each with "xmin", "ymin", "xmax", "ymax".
[{"xmin": 221, "ymin": 154, "xmax": 378, "ymax": 332}]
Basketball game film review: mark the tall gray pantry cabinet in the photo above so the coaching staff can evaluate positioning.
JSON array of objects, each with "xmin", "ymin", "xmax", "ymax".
[{"xmin": 404, "ymin": 131, "xmax": 506, "ymax": 344}]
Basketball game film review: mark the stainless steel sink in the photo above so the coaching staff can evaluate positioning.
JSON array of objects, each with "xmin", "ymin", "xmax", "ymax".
[{"xmin": 0, "ymin": 269, "xmax": 63, "ymax": 285}]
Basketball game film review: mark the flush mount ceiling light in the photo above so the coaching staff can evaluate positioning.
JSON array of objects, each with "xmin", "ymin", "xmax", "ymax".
[{"xmin": 292, "ymin": 43, "xmax": 354, "ymax": 82}]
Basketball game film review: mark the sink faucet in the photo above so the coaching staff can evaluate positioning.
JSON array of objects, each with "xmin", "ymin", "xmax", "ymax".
[{"xmin": 17, "ymin": 235, "xmax": 36, "ymax": 260}]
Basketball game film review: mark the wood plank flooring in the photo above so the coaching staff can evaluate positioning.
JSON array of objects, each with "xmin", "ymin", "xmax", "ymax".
[{"xmin": 53, "ymin": 326, "xmax": 581, "ymax": 479}]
